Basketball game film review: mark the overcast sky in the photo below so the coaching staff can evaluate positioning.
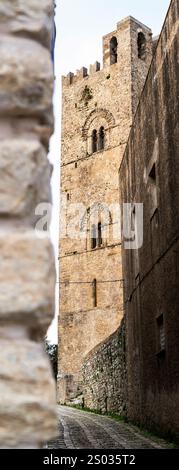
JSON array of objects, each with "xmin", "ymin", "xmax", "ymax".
[{"xmin": 47, "ymin": 0, "xmax": 170, "ymax": 343}]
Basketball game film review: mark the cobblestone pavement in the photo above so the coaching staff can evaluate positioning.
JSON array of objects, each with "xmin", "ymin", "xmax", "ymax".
[{"xmin": 47, "ymin": 406, "xmax": 169, "ymax": 449}]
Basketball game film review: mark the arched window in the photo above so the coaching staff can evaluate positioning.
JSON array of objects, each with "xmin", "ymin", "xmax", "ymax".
[
  {"xmin": 92, "ymin": 279, "xmax": 97, "ymax": 307},
  {"xmin": 91, "ymin": 224, "xmax": 97, "ymax": 249},
  {"xmin": 98, "ymin": 126, "xmax": 105, "ymax": 150},
  {"xmin": 98, "ymin": 222, "xmax": 102, "ymax": 247},
  {"xmin": 92, "ymin": 129, "xmax": 97, "ymax": 153},
  {"xmin": 91, "ymin": 222, "xmax": 103, "ymax": 249},
  {"xmin": 138, "ymin": 32, "xmax": 146, "ymax": 60},
  {"xmin": 110, "ymin": 37, "xmax": 118, "ymax": 65}
]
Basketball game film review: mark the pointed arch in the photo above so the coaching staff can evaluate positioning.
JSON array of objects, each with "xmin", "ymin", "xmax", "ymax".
[
  {"xmin": 80, "ymin": 203, "xmax": 112, "ymax": 232},
  {"xmin": 82, "ymin": 108, "xmax": 115, "ymax": 140}
]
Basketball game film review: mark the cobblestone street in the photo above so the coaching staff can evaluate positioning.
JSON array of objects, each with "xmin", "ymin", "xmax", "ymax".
[{"xmin": 47, "ymin": 406, "xmax": 169, "ymax": 449}]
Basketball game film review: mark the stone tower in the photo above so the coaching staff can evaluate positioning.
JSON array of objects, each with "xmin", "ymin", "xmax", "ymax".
[{"xmin": 58, "ymin": 17, "xmax": 152, "ymax": 404}]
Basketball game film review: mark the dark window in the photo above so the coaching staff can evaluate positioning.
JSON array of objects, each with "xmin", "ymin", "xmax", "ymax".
[
  {"xmin": 157, "ymin": 314, "xmax": 165, "ymax": 352},
  {"xmin": 149, "ymin": 162, "xmax": 157, "ymax": 216},
  {"xmin": 149, "ymin": 163, "xmax": 156, "ymax": 182},
  {"xmin": 98, "ymin": 222, "xmax": 103, "ymax": 247},
  {"xmin": 138, "ymin": 32, "xmax": 146, "ymax": 60},
  {"xmin": 92, "ymin": 279, "xmax": 97, "ymax": 307},
  {"xmin": 110, "ymin": 36, "xmax": 118, "ymax": 65},
  {"xmin": 92, "ymin": 129, "xmax": 97, "ymax": 153},
  {"xmin": 75, "ymin": 162, "xmax": 77, "ymax": 168},
  {"xmin": 98, "ymin": 126, "xmax": 105, "ymax": 150},
  {"xmin": 67, "ymin": 193, "xmax": 70, "ymax": 201},
  {"xmin": 131, "ymin": 205, "xmax": 136, "ymax": 233},
  {"xmin": 91, "ymin": 224, "xmax": 97, "ymax": 249}
]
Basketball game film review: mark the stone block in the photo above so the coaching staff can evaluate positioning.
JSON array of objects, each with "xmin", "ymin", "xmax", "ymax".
[
  {"xmin": 0, "ymin": 36, "xmax": 53, "ymax": 119},
  {"xmin": 0, "ymin": 0, "xmax": 53, "ymax": 49},
  {"xmin": 0, "ymin": 336, "xmax": 58, "ymax": 448},
  {"xmin": 0, "ymin": 139, "xmax": 51, "ymax": 216},
  {"xmin": 0, "ymin": 232, "xmax": 55, "ymax": 334}
]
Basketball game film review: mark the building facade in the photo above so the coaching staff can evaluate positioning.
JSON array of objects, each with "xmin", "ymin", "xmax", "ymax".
[
  {"xmin": 58, "ymin": 17, "xmax": 153, "ymax": 403},
  {"xmin": 120, "ymin": 0, "xmax": 179, "ymax": 441}
]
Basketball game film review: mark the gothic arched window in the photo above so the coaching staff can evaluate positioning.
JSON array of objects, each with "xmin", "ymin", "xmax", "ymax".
[
  {"xmin": 92, "ymin": 279, "xmax": 97, "ymax": 307},
  {"xmin": 110, "ymin": 36, "xmax": 118, "ymax": 65},
  {"xmin": 138, "ymin": 32, "xmax": 146, "ymax": 60},
  {"xmin": 92, "ymin": 129, "xmax": 97, "ymax": 153},
  {"xmin": 98, "ymin": 222, "xmax": 102, "ymax": 247},
  {"xmin": 98, "ymin": 126, "xmax": 105, "ymax": 151},
  {"xmin": 91, "ymin": 224, "xmax": 97, "ymax": 249}
]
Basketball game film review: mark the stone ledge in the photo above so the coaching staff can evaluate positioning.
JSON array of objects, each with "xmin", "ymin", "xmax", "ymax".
[
  {"xmin": 0, "ymin": 139, "xmax": 51, "ymax": 216},
  {"xmin": 0, "ymin": 0, "xmax": 54, "ymax": 49},
  {"xmin": 0, "ymin": 231, "xmax": 55, "ymax": 334},
  {"xmin": 0, "ymin": 336, "xmax": 58, "ymax": 447},
  {"xmin": 0, "ymin": 35, "xmax": 53, "ymax": 119}
]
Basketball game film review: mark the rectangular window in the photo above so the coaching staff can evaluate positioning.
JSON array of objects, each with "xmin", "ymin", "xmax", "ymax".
[{"xmin": 92, "ymin": 279, "xmax": 97, "ymax": 307}]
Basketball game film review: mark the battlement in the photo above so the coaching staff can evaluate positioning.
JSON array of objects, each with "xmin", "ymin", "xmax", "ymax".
[
  {"xmin": 63, "ymin": 16, "xmax": 153, "ymax": 87},
  {"xmin": 62, "ymin": 61, "xmax": 101, "ymax": 86}
]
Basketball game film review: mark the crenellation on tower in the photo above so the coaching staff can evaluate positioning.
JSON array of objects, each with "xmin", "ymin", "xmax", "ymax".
[
  {"xmin": 89, "ymin": 61, "xmax": 101, "ymax": 74},
  {"xmin": 63, "ymin": 16, "xmax": 153, "ymax": 88}
]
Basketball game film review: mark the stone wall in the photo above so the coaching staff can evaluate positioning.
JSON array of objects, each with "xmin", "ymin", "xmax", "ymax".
[
  {"xmin": 83, "ymin": 318, "xmax": 127, "ymax": 415},
  {"xmin": 120, "ymin": 0, "xmax": 179, "ymax": 441},
  {"xmin": 58, "ymin": 16, "xmax": 153, "ymax": 404},
  {"xmin": 0, "ymin": 1, "xmax": 57, "ymax": 448}
]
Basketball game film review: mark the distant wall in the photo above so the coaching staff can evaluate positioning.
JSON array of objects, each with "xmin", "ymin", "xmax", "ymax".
[
  {"xmin": 83, "ymin": 318, "xmax": 127, "ymax": 415},
  {"xmin": 120, "ymin": 0, "xmax": 179, "ymax": 441},
  {"xmin": 0, "ymin": 1, "xmax": 57, "ymax": 448}
]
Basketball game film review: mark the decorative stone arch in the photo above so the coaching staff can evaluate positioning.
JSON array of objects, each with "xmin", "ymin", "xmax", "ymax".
[
  {"xmin": 82, "ymin": 108, "xmax": 115, "ymax": 141},
  {"xmin": 80, "ymin": 203, "xmax": 113, "ymax": 250}
]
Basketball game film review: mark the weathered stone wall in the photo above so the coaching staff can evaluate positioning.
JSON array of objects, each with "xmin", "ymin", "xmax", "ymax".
[
  {"xmin": 0, "ymin": 1, "xmax": 57, "ymax": 448},
  {"xmin": 120, "ymin": 0, "xmax": 179, "ymax": 441},
  {"xmin": 83, "ymin": 318, "xmax": 127, "ymax": 415},
  {"xmin": 58, "ymin": 16, "xmax": 153, "ymax": 404}
]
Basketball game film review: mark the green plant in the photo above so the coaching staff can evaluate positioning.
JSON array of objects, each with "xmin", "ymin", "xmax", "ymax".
[{"xmin": 81, "ymin": 85, "xmax": 93, "ymax": 105}]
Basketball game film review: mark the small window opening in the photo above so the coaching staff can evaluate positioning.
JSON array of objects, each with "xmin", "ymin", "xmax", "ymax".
[
  {"xmin": 131, "ymin": 205, "xmax": 136, "ymax": 233},
  {"xmin": 138, "ymin": 32, "xmax": 146, "ymax": 60},
  {"xmin": 98, "ymin": 222, "xmax": 103, "ymax": 247},
  {"xmin": 157, "ymin": 314, "xmax": 165, "ymax": 351},
  {"xmin": 98, "ymin": 126, "xmax": 105, "ymax": 151},
  {"xmin": 110, "ymin": 37, "xmax": 118, "ymax": 65},
  {"xmin": 149, "ymin": 163, "xmax": 156, "ymax": 182},
  {"xmin": 149, "ymin": 162, "xmax": 157, "ymax": 215},
  {"xmin": 91, "ymin": 224, "xmax": 97, "ymax": 249},
  {"xmin": 92, "ymin": 129, "xmax": 97, "ymax": 153},
  {"xmin": 75, "ymin": 162, "xmax": 77, "ymax": 168},
  {"xmin": 67, "ymin": 193, "xmax": 70, "ymax": 201},
  {"xmin": 92, "ymin": 279, "xmax": 97, "ymax": 307}
]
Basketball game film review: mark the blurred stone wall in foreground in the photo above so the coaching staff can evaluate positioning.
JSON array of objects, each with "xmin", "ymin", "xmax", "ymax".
[{"xmin": 0, "ymin": 1, "xmax": 58, "ymax": 448}]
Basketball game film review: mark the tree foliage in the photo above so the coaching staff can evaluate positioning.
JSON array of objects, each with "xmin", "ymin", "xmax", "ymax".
[{"xmin": 45, "ymin": 338, "xmax": 58, "ymax": 381}]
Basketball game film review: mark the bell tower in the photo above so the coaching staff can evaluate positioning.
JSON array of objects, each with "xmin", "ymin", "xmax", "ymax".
[{"xmin": 58, "ymin": 16, "xmax": 153, "ymax": 404}]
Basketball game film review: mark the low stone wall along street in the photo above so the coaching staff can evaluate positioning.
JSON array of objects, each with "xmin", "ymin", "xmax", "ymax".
[{"xmin": 83, "ymin": 318, "xmax": 127, "ymax": 415}]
